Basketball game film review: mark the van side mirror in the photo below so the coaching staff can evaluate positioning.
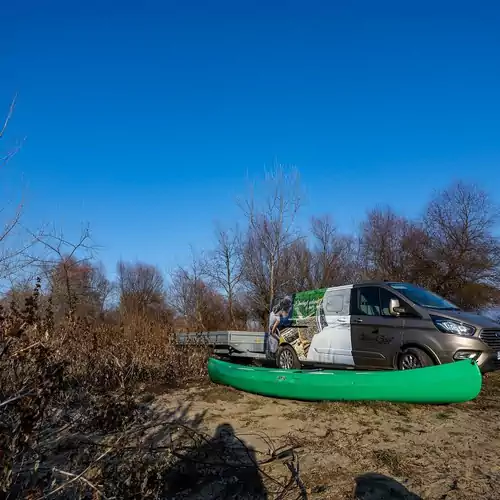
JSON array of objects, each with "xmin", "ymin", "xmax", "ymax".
[{"xmin": 389, "ymin": 298, "xmax": 406, "ymax": 316}]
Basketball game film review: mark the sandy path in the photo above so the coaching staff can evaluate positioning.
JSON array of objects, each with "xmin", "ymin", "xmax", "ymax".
[{"xmin": 146, "ymin": 373, "xmax": 500, "ymax": 499}]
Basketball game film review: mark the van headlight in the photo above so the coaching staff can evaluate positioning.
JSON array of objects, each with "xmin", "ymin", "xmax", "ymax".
[{"xmin": 431, "ymin": 316, "xmax": 476, "ymax": 336}]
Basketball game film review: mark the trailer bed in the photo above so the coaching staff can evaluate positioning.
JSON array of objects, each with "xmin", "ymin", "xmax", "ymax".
[{"xmin": 175, "ymin": 330, "xmax": 267, "ymax": 360}]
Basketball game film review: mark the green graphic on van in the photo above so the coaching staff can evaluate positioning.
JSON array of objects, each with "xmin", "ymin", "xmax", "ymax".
[
  {"xmin": 291, "ymin": 288, "xmax": 327, "ymax": 319},
  {"xmin": 272, "ymin": 288, "xmax": 328, "ymax": 361}
]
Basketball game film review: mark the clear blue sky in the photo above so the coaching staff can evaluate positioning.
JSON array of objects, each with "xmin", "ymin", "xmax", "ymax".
[{"xmin": 1, "ymin": 0, "xmax": 499, "ymax": 281}]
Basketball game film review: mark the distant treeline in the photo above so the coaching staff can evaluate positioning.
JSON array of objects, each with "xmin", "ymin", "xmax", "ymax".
[{"xmin": 2, "ymin": 166, "xmax": 499, "ymax": 332}]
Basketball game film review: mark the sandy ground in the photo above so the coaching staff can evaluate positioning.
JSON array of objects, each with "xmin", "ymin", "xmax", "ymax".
[{"xmin": 145, "ymin": 372, "xmax": 500, "ymax": 500}]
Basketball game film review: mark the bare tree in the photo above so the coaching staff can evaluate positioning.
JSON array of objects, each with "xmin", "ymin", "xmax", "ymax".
[
  {"xmin": 279, "ymin": 238, "xmax": 314, "ymax": 291},
  {"xmin": 310, "ymin": 214, "xmax": 360, "ymax": 287},
  {"xmin": 201, "ymin": 225, "xmax": 243, "ymax": 327},
  {"xmin": 169, "ymin": 252, "xmax": 227, "ymax": 332},
  {"xmin": 423, "ymin": 181, "xmax": 500, "ymax": 309},
  {"xmin": 360, "ymin": 207, "xmax": 432, "ymax": 284},
  {"xmin": 0, "ymin": 93, "xmax": 30, "ymax": 282},
  {"xmin": 238, "ymin": 164, "xmax": 304, "ymax": 322},
  {"xmin": 88, "ymin": 261, "xmax": 113, "ymax": 313},
  {"xmin": 117, "ymin": 259, "xmax": 165, "ymax": 316},
  {"xmin": 24, "ymin": 225, "xmax": 101, "ymax": 319}
]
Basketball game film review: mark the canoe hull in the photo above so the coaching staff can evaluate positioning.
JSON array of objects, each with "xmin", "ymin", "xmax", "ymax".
[{"xmin": 207, "ymin": 357, "xmax": 482, "ymax": 404}]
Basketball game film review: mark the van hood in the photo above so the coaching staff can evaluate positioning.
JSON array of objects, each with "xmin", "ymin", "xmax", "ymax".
[{"xmin": 428, "ymin": 309, "xmax": 500, "ymax": 329}]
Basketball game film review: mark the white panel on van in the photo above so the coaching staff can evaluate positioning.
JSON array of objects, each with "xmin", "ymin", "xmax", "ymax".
[
  {"xmin": 325, "ymin": 293, "xmax": 343, "ymax": 314},
  {"xmin": 323, "ymin": 286, "xmax": 351, "ymax": 316},
  {"xmin": 307, "ymin": 285, "xmax": 354, "ymax": 366}
]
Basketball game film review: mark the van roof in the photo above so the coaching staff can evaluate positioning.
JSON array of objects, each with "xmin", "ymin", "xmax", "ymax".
[
  {"xmin": 332, "ymin": 280, "xmax": 412, "ymax": 289},
  {"xmin": 355, "ymin": 280, "xmax": 396, "ymax": 286}
]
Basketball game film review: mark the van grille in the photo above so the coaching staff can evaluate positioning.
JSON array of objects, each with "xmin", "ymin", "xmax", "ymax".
[{"xmin": 479, "ymin": 329, "xmax": 500, "ymax": 351}]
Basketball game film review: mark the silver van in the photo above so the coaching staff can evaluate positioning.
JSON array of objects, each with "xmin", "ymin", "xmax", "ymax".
[{"xmin": 272, "ymin": 281, "xmax": 500, "ymax": 373}]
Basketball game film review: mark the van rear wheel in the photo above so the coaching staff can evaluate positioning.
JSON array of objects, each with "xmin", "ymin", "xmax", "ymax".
[
  {"xmin": 398, "ymin": 347, "xmax": 434, "ymax": 370},
  {"xmin": 277, "ymin": 345, "xmax": 301, "ymax": 370}
]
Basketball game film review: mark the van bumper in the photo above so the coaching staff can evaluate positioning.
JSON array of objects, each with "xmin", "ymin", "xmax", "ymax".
[
  {"xmin": 448, "ymin": 348, "xmax": 499, "ymax": 373},
  {"xmin": 476, "ymin": 351, "xmax": 500, "ymax": 373},
  {"xmin": 437, "ymin": 339, "xmax": 499, "ymax": 373}
]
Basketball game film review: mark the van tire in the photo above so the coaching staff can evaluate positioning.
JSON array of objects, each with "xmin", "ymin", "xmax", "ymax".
[
  {"xmin": 398, "ymin": 347, "xmax": 434, "ymax": 370},
  {"xmin": 276, "ymin": 345, "xmax": 301, "ymax": 370}
]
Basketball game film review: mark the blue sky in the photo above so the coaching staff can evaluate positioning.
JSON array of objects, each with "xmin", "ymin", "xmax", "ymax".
[{"xmin": 1, "ymin": 0, "xmax": 499, "ymax": 281}]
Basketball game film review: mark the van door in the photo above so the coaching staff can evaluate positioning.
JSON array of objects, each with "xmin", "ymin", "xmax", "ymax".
[
  {"xmin": 306, "ymin": 286, "xmax": 354, "ymax": 366},
  {"xmin": 350, "ymin": 286, "xmax": 404, "ymax": 369}
]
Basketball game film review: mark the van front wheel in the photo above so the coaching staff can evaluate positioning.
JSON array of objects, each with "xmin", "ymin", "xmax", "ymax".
[
  {"xmin": 398, "ymin": 347, "xmax": 434, "ymax": 370},
  {"xmin": 277, "ymin": 345, "xmax": 301, "ymax": 370}
]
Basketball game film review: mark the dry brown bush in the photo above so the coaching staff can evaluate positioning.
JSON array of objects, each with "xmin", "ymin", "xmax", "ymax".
[
  {"xmin": 0, "ymin": 283, "xmax": 302, "ymax": 500},
  {"xmin": 0, "ymin": 278, "xmax": 213, "ymax": 498}
]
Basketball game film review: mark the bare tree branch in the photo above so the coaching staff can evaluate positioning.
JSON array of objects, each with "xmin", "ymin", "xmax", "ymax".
[
  {"xmin": 238, "ymin": 163, "xmax": 304, "ymax": 322},
  {"xmin": 310, "ymin": 214, "xmax": 361, "ymax": 287},
  {"xmin": 0, "ymin": 92, "xmax": 17, "ymax": 140},
  {"xmin": 200, "ymin": 224, "xmax": 243, "ymax": 327},
  {"xmin": 169, "ymin": 247, "xmax": 228, "ymax": 331},
  {"xmin": 20, "ymin": 225, "xmax": 105, "ymax": 319},
  {"xmin": 0, "ymin": 93, "xmax": 32, "ymax": 282}
]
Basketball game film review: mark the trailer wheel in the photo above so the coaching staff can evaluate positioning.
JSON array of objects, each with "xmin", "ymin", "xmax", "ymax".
[
  {"xmin": 398, "ymin": 347, "xmax": 434, "ymax": 370},
  {"xmin": 276, "ymin": 345, "xmax": 301, "ymax": 370}
]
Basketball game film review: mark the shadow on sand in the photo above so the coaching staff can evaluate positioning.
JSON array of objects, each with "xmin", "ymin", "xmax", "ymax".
[
  {"xmin": 153, "ymin": 411, "xmax": 419, "ymax": 500},
  {"xmin": 94, "ymin": 400, "xmax": 419, "ymax": 499},
  {"xmin": 354, "ymin": 473, "xmax": 422, "ymax": 500},
  {"xmin": 164, "ymin": 422, "xmax": 268, "ymax": 499}
]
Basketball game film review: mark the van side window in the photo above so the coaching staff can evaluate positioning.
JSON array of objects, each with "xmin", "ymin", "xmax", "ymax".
[
  {"xmin": 354, "ymin": 287, "xmax": 381, "ymax": 316},
  {"xmin": 325, "ymin": 293, "xmax": 344, "ymax": 314},
  {"xmin": 379, "ymin": 288, "xmax": 417, "ymax": 318}
]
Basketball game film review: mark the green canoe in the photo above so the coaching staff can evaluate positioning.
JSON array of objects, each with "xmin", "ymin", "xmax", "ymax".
[{"xmin": 207, "ymin": 357, "xmax": 482, "ymax": 404}]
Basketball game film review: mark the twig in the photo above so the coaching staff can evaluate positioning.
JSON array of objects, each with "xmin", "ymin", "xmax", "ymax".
[
  {"xmin": 284, "ymin": 458, "xmax": 307, "ymax": 499},
  {"xmin": 0, "ymin": 337, "xmax": 14, "ymax": 359},
  {"xmin": 10, "ymin": 341, "xmax": 43, "ymax": 357},
  {"xmin": 36, "ymin": 448, "xmax": 112, "ymax": 499},
  {"xmin": 235, "ymin": 429, "xmax": 277, "ymax": 455},
  {"xmin": 38, "ymin": 421, "xmax": 77, "ymax": 441},
  {"xmin": 231, "ymin": 433, "xmax": 289, "ymax": 489},
  {"xmin": 0, "ymin": 389, "xmax": 36, "ymax": 408},
  {"xmin": 0, "ymin": 93, "xmax": 17, "ymax": 139},
  {"xmin": 52, "ymin": 468, "xmax": 109, "ymax": 499}
]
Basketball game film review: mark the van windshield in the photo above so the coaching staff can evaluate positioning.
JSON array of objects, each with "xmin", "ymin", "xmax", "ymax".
[{"xmin": 387, "ymin": 283, "xmax": 460, "ymax": 310}]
